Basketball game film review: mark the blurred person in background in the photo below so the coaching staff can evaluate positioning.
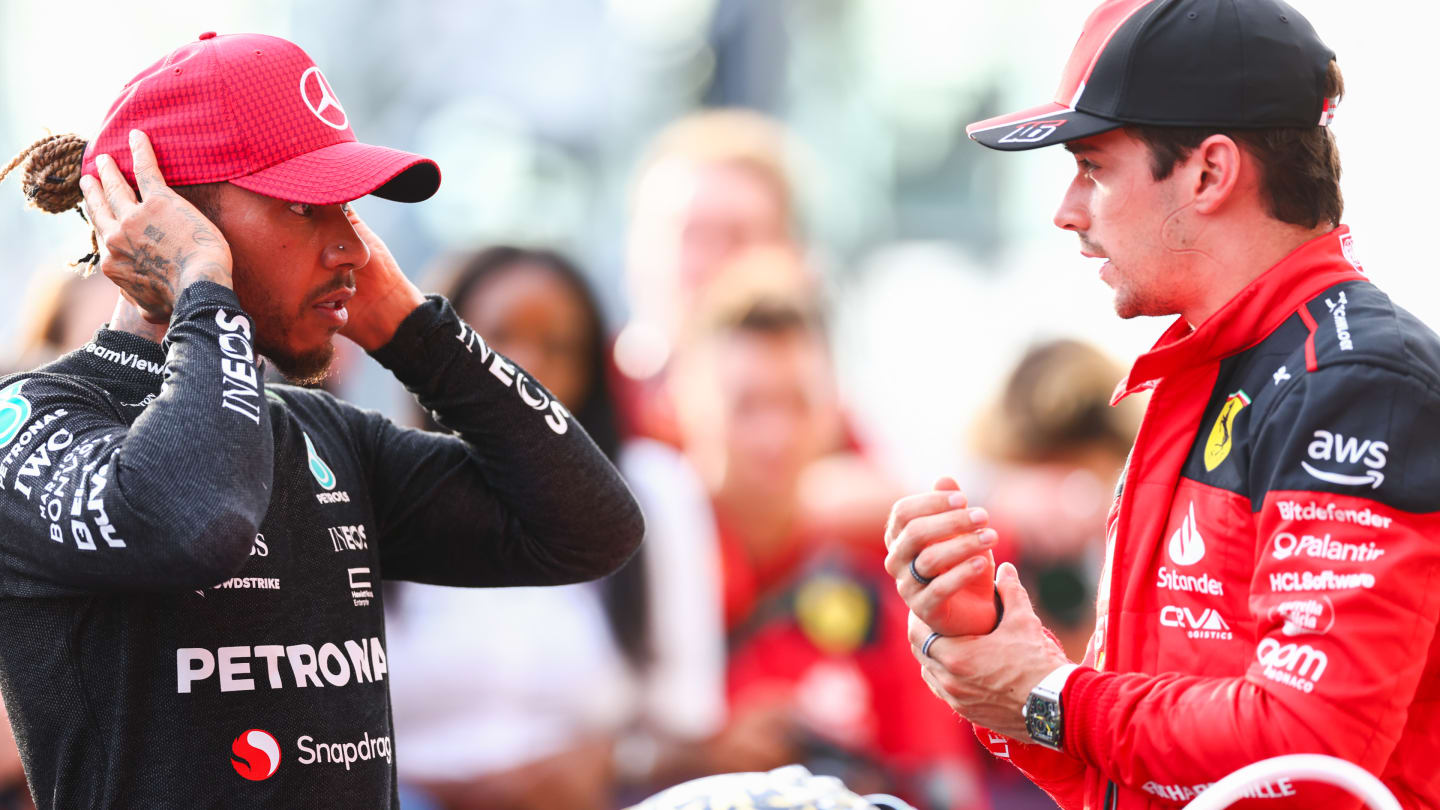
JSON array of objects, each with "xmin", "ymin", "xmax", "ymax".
[
  {"xmin": 388, "ymin": 247, "xmax": 804, "ymax": 809},
  {"xmin": 3, "ymin": 271, "xmax": 118, "ymax": 374},
  {"xmin": 616, "ymin": 109, "xmax": 799, "ymax": 408},
  {"xmin": 970, "ymin": 340, "xmax": 1140, "ymax": 663},
  {"xmin": 618, "ymin": 110, "xmax": 897, "ymax": 553},
  {"xmin": 668, "ymin": 256, "xmax": 987, "ymax": 810},
  {"xmin": 965, "ymin": 339, "xmax": 1140, "ymax": 810}
]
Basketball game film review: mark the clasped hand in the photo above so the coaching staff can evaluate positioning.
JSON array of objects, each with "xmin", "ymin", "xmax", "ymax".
[{"xmin": 884, "ymin": 477, "xmax": 1071, "ymax": 741}]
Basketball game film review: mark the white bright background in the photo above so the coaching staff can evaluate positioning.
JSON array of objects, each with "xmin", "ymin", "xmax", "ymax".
[{"xmin": 2, "ymin": 0, "xmax": 1435, "ymax": 488}]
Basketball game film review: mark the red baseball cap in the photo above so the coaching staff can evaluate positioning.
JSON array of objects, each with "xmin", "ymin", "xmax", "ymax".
[
  {"xmin": 966, "ymin": 0, "xmax": 1336, "ymax": 151},
  {"xmin": 81, "ymin": 31, "xmax": 440, "ymax": 204}
]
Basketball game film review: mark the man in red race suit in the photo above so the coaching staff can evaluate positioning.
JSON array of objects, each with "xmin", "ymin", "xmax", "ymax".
[{"xmin": 883, "ymin": 1, "xmax": 1440, "ymax": 808}]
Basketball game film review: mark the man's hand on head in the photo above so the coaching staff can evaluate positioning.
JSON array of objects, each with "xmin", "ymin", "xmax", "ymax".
[
  {"xmin": 79, "ymin": 130, "xmax": 233, "ymax": 324},
  {"xmin": 339, "ymin": 207, "xmax": 425, "ymax": 352},
  {"xmin": 908, "ymin": 562, "xmax": 1071, "ymax": 741}
]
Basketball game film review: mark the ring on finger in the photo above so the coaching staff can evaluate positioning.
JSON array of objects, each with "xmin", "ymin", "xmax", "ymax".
[
  {"xmin": 922, "ymin": 631, "xmax": 942, "ymax": 659},
  {"xmin": 909, "ymin": 557, "xmax": 933, "ymax": 586}
]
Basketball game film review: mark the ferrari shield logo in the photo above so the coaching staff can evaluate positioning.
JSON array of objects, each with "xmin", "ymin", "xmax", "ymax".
[{"xmin": 1204, "ymin": 390, "xmax": 1251, "ymax": 471}]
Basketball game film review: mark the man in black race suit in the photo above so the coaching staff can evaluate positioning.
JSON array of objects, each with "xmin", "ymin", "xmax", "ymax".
[{"xmin": 0, "ymin": 32, "xmax": 643, "ymax": 808}]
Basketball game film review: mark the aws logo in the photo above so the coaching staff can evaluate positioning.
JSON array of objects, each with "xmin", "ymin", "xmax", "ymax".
[
  {"xmin": 231, "ymin": 729, "xmax": 281, "ymax": 781},
  {"xmin": 1302, "ymin": 429, "xmax": 1387, "ymax": 489},
  {"xmin": 1203, "ymin": 390, "xmax": 1250, "ymax": 471}
]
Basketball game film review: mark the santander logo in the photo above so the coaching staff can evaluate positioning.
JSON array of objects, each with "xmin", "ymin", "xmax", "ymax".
[
  {"xmin": 1167, "ymin": 502, "xmax": 1206, "ymax": 566},
  {"xmin": 231, "ymin": 729, "xmax": 281, "ymax": 781}
]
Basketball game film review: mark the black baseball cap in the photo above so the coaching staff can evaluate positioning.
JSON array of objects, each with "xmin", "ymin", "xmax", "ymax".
[{"xmin": 966, "ymin": 0, "xmax": 1337, "ymax": 151}]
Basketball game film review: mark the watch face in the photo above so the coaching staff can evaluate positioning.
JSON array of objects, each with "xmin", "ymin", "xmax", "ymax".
[{"xmin": 1025, "ymin": 694, "xmax": 1063, "ymax": 747}]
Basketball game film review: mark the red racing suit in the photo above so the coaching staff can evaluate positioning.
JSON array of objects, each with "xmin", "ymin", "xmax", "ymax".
[{"xmin": 976, "ymin": 227, "xmax": 1440, "ymax": 809}]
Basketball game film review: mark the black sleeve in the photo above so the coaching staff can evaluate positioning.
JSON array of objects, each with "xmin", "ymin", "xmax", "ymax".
[
  {"xmin": 364, "ymin": 295, "xmax": 644, "ymax": 587},
  {"xmin": 0, "ymin": 282, "xmax": 273, "ymax": 594}
]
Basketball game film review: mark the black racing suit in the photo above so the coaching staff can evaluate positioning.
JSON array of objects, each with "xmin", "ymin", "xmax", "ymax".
[{"xmin": 0, "ymin": 282, "xmax": 644, "ymax": 808}]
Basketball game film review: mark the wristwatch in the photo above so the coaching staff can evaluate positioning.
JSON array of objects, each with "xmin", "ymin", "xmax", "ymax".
[{"xmin": 1023, "ymin": 663, "xmax": 1079, "ymax": 751}]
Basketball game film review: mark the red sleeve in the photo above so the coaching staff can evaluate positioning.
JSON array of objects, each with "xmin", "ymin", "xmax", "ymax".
[
  {"xmin": 1060, "ymin": 362, "xmax": 1440, "ymax": 806},
  {"xmin": 973, "ymin": 723, "xmax": 1088, "ymax": 810},
  {"xmin": 970, "ymin": 626, "xmax": 1092, "ymax": 810}
]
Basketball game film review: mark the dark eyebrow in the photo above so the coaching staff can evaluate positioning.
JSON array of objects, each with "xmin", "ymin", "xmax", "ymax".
[{"xmin": 1064, "ymin": 142, "xmax": 1095, "ymax": 155}]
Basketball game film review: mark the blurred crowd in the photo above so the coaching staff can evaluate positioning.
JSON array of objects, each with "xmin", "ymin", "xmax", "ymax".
[{"xmin": 0, "ymin": 109, "xmax": 1140, "ymax": 810}]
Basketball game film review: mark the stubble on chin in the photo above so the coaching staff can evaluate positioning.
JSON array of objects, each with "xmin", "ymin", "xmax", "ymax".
[
  {"xmin": 1111, "ymin": 284, "xmax": 1175, "ymax": 320},
  {"xmin": 263, "ymin": 342, "xmax": 336, "ymax": 386}
]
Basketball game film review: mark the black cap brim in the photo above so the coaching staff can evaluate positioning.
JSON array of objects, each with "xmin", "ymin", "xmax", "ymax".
[{"xmin": 966, "ymin": 102, "xmax": 1123, "ymax": 151}]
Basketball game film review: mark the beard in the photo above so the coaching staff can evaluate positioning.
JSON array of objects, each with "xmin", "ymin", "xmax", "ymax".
[
  {"xmin": 1111, "ymin": 271, "xmax": 1182, "ymax": 320},
  {"xmin": 233, "ymin": 261, "xmax": 346, "ymax": 386},
  {"xmin": 261, "ymin": 340, "xmax": 335, "ymax": 386}
]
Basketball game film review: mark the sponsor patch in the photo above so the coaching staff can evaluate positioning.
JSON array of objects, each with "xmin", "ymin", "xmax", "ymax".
[
  {"xmin": 216, "ymin": 310, "xmax": 261, "ymax": 425},
  {"xmin": 1257, "ymin": 638, "xmax": 1328, "ymax": 692},
  {"xmin": 1159, "ymin": 606, "xmax": 1232, "ymax": 640},
  {"xmin": 1263, "ymin": 595, "xmax": 1336, "ymax": 637},
  {"xmin": 1269, "ymin": 569, "xmax": 1374, "ymax": 592},
  {"xmin": 1302, "ymin": 429, "xmax": 1387, "ymax": 489},
  {"xmin": 231, "ymin": 729, "xmax": 281, "ymax": 781},
  {"xmin": 1270, "ymin": 531, "xmax": 1382, "ymax": 563},
  {"xmin": 456, "ymin": 321, "xmax": 572, "ymax": 436},
  {"xmin": 81, "ymin": 343, "xmax": 165, "ymax": 376},
  {"xmin": 1273, "ymin": 499, "xmax": 1392, "ymax": 529},
  {"xmin": 1156, "ymin": 566, "xmax": 1223, "ymax": 596},
  {"xmin": 1167, "ymin": 502, "xmax": 1205, "ymax": 566},
  {"xmin": 296, "ymin": 730, "xmax": 393, "ymax": 770},
  {"xmin": 1340, "ymin": 234, "xmax": 1361, "ymax": 272},
  {"xmin": 0, "ymin": 382, "xmax": 33, "ymax": 449},
  {"xmin": 1204, "ymin": 390, "xmax": 1250, "ymax": 471},
  {"xmin": 1143, "ymin": 779, "xmax": 1296, "ymax": 802},
  {"xmin": 1324, "ymin": 291, "xmax": 1354, "ymax": 351},
  {"xmin": 303, "ymin": 432, "xmax": 336, "ymax": 491},
  {"xmin": 347, "ymin": 567, "xmax": 373, "ymax": 607},
  {"xmin": 328, "ymin": 524, "xmax": 367, "ymax": 552},
  {"xmin": 177, "ymin": 637, "xmax": 388, "ymax": 694}
]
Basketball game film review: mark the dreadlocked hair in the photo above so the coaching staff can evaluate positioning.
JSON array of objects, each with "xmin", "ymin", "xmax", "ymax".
[{"xmin": 0, "ymin": 133, "xmax": 100, "ymax": 275}]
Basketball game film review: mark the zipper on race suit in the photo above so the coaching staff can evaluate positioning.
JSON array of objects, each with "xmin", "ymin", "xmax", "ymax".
[{"xmin": 1104, "ymin": 781, "xmax": 1117, "ymax": 809}]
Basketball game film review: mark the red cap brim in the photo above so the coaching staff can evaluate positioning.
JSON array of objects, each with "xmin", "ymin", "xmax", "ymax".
[
  {"xmin": 966, "ymin": 101, "xmax": 1122, "ymax": 151},
  {"xmin": 227, "ymin": 140, "xmax": 441, "ymax": 204}
]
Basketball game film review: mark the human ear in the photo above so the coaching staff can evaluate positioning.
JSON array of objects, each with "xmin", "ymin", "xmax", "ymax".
[{"xmin": 1190, "ymin": 134, "xmax": 1243, "ymax": 215}]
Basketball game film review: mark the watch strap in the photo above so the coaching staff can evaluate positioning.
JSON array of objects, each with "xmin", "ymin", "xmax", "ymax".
[{"xmin": 1033, "ymin": 662, "xmax": 1080, "ymax": 699}]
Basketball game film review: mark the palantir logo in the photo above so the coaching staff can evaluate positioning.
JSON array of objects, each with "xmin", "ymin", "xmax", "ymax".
[
  {"xmin": 0, "ymin": 381, "xmax": 31, "ymax": 448},
  {"xmin": 303, "ymin": 432, "xmax": 337, "ymax": 490},
  {"xmin": 1167, "ymin": 502, "xmax": 1205, "ymax": 566},
  {"xmin": 299, "ymin": 66, "xmax": 348, "ymax": 130},
  {"xmin": 231, "ymin": 729, "xmax": 281, "ymax": 781}
]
